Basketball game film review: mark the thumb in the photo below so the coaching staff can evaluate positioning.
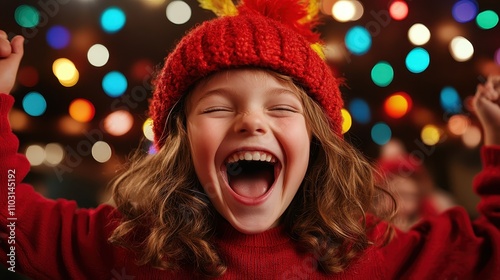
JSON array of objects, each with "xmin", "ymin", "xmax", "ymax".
[{"xmin": 10, "ymin": 35, "xmax": 24, "ymax": 59}]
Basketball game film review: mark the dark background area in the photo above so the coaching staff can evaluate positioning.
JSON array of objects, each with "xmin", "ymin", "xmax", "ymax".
[{"xmin": 1, "ymin": 0, "xmax": 499, "ymax": 215}]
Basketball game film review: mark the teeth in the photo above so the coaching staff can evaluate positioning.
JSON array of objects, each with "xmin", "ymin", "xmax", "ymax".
[{"xmin": 226, "ymin": 151, "xmax": 277, "ymax": 164}]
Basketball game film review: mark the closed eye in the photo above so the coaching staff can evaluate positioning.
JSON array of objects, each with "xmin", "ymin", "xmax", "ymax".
[
  {"xmin": 269, "ymin": 106, "xmax": 300, "ymax": 113},
  {"xmin": 202, "ymin": 107, "xmax": 233, "ymax": 114}
]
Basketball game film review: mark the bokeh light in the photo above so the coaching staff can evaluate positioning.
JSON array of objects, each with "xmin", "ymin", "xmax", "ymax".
[
  {"xmin": 25, "ymin": 145, "xmax": 45, "ymax": 166},
  {"xmin": 440, "ymin": 86, "xmax": 462, "ymax": 113},
  {"xmin": 389, "ymin": 1, "xmax": 408, "ymax": 21},
  {"xmin": 18, "ymin": 66, "xmax": 39, "ymax": 87},
  {"xmin": 331, "ymin": 0, "xmax": 364, "ymax": 22},
  {"xmin": 462, "ymin": 125, "xmax": 481, "ymax": 148},
  {"xmin": 371, "ymin": 61, "xmax": 394, "ymax": 87},
  {"xmin": 144, "ymin": 0, "xmax": 166, "ymax": 6},
  {"xmin": 15, "ymin": 5, "xmax": 40, "ymax": 28},
  {"xmin": 9, "ymin": 109, "xmax": 30, "ymax": 132},
  {"xmin": 345, "ymin": 26, "xmax": 372, "ymax": 55},
  {"xmin": 143, "ymin": 118, "xmax": 155, "ymax": 141},
  {"xmin": 22, "ymin": 92, "xmax": 47, "ymax": 117},
  {"xmin": 101, "ymin": 7, "xmax": 126, "ymax": 33},
  {"xmin": 496, "ymin": 48, "xmax": 500, "ymax": 65},
  {"xmin": 371, "ymin": 122, "xmax": 392, "ymax": 145},
  {"xmin": 69, "ymin": 99, "xmax": 95, "ymax": 123},
  {"xmin": 384, "ymin": 92, "xmax": 412, "ymax": 118},
  {"xmin": 52, "ymin": 58, "xmax": 79, "ymax": 87},
  {"xmin": 348, "ymin": 98, "xmax": 371, "ymax": 124},
  {"xmin": 421, "ymin": 124, "xmax": 441, "ymax": 146},
  {"xmin": 60, "ymin": 70, "xmax": 80, "ymax": 88},
  {"xmin": 88, "ymin": 44, "xmax": 110, "ymax": 67},
  {"xmin": 408, "ymin": 23, "xmax": 430, "ymax": 46},
  {"xmin": 476, "ymin": 10, "xmax": 499, "ymax": 29},
  {"xmin": 341, "ymin": 108, "xmax": 352, "ymax": 134},
  {"xmin": 450, "ymin": 36, "xmax": 474, "ymax": 62},
  {"xmin": 44, "ymin": 143, "xmax": 65, "ymax": 166},
  {"xmin": 92, "ymin": 141, "xmax": 112, "ymax": 163},
  {"xmin": 447, "ymin": 114, "xmax": 470, "ymax": 136},
  {"xmin": 58, "ymin": 116, "xmax": 88, "ymax": 136},
  {"xmin": 102, "ymin": 71, "xmax": 128, "ymax": 97},
  {"xmin": 104, "ymin": 110, "xmax": 134, "ymax": 136},
  {"xmin": 405, "ymin": 47, "xmax": 430, "ymax": 73},
  {"xmin": 148, "ymin": 144, "xmax": 158, "ymax": 155},
  {"xmin": 452, "ymin": 0, "xmax": 478, "ymax": 23},
  {"xmin": 166, "ymin": 1, "xmax": 192, "ymax": 25},
  {"xmin": 46, "ymin": 26, "xmax": 71, "ymax": 50},
  {"xmin": 130, "ymin": 59, "xmax": 154, "ymax": 81}
]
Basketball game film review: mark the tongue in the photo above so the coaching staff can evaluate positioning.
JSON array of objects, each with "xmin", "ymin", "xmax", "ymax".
[{"xmin": 229, "ymin": 169, "xmax": 273, "ymax": 198}]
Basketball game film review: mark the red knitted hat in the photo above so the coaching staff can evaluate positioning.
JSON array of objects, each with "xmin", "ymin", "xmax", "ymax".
[{"xmin": 150, "ymin": 0, "xmax": 344, "ymax": 148}]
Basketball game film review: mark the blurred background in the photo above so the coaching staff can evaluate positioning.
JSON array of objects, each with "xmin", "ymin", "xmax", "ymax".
[{"xmin": 1, "ymin": 0, "xmax": 499, "ymax": 216}]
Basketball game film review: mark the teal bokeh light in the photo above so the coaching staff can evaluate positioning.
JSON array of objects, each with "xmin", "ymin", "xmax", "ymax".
[
  {"xmin": 371, "ymin": 122, "xmax": 392, "ymax": 145},
  {"xmin": 371, "ymin": 61, "xmax": 394, "ymax": 87},
  {"xmin": 476, "ymin": 10, "xmax": 499, "ymax": 30},
  {"xmin": 15, "ymin": 5, "xmax": 40, "ymax": 28}
]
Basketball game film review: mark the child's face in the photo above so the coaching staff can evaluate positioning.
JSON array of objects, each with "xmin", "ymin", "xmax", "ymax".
[{"xmin": 186, "ymin": 69, "xmax": 312, "ymax": 234}]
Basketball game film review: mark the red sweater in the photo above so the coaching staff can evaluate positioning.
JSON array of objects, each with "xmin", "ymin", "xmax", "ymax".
[{"xmin": 1, "ymin": 94, "xmax": 499, "ymax": 279}]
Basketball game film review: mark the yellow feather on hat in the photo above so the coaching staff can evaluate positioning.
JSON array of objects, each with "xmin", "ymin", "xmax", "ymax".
[{"xmin": 198, "ymin": 0, "xmax": 238, "ymax": 17}]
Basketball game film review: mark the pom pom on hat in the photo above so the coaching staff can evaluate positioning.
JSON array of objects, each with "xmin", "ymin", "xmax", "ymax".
[{"xmin": 150, "ymin": 0, "xmax": 344, "ymax": 148}]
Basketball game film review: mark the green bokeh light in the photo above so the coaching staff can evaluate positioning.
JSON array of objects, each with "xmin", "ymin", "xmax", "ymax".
[
  {"xmin": 15, "ymin": 5, "xmax": 40, "ymax": 28},
  {"xmin": 371, "ymin": 61, "xmax": 394, "ymax": 87},
  {"xmin": 476, "ymin": 10, "xmax": 499, "ymax": 30}
]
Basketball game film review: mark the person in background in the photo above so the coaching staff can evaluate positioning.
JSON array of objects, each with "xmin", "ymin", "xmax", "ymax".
[{"xmin": 377, "ymin": 139, "xmax": 456, "ymax": 231}]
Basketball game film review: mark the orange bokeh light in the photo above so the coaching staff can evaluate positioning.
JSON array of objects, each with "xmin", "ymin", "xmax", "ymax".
[
  {"xmin": 69, "ymin": 99, "xmax": 95, "ymax": 123},
  {"xmin": 384, "ymin": 92, "xmax": 412, "ymax": 118}
]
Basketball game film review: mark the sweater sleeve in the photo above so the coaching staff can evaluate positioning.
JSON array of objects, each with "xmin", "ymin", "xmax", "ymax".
[
  {"xmin": 382, "ymin": 146, "xmax": 500, "ymax": 279},
  {"xmin": 0, "ymin": 94, "xmax": 127, "ymax": 280}
]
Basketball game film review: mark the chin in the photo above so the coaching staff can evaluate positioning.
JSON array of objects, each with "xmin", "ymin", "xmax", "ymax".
[{"xmin": 228, "ymin": 216, "xmax": 279, "ymax": 234}]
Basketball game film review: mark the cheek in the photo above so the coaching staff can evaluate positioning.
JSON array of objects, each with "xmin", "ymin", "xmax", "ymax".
[
  {"xmin": 279, "ymin": 119, "xmax": 311, "ymax": 181},
  {"xmin": 187, "ymin": 120, "xmax": 225, "ymax": 180}
]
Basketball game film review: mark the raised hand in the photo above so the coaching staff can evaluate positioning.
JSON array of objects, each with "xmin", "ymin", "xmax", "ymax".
[
  {"xmin": 473, "ymin": 76, "xmax": 500, "ymax": 146},
  {"xmin": 0, "ymin": 30, "xmax": 24, "ymax": 94}
]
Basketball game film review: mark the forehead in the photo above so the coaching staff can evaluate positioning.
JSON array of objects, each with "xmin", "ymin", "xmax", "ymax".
[
  {"xmin": 196, "ymin": 68, "xmax": 295, "ymax": 89},
  {"xmin": 186, "ymin": 68, "xmax": 302, "ymax": 103}
]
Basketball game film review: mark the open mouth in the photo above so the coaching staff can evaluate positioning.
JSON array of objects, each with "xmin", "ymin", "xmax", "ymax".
[{"xmin": 223, "ymin": 151, "xmax": 279, "ymax": 199}]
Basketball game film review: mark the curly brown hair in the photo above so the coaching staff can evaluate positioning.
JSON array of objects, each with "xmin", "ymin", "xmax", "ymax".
[{"xmin": 109, "ymin": 68, "xmax": 396, "ymax": 277}]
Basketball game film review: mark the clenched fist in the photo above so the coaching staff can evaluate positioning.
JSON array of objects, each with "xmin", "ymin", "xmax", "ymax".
[{"xmin": 0, "ymin": 30, "xmax": 24, "ymax": 94}]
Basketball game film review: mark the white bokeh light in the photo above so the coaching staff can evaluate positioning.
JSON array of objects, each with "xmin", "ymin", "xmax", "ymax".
[
  {"xmin": 87, "ymin": 44, "xmax": 110, "ymax": 67},
  {"xmin": 408, "ymin": 23, "xmax": 431, "ymax": 46},
  {"xmin": 450, "ymin": 36, "xmax": 474, "ymax": 62},
  {"xmin": 166, "ymin": 1, "xmax": 191, "ymax": 25}
]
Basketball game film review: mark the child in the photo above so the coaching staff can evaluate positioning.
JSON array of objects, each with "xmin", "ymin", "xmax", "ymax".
[
  {"xmin": 377, "ymin": 141, "xmax": 456, "ymax": 231},
  {"xmin": 1, "ymin": 0, "xmax": 499, "ymax": 279}
]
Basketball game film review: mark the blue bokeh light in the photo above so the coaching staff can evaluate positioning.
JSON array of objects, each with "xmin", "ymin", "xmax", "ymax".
[
  {"xmin": 46, "ymin": 25, "xmax": 71, "ymax": 49},
  {"xmin": 452, "ymin": 0, "xmax": 478, "ymax": 23},
  {"xmin": 440, "ymin": 86, "xmax": 462, "ymax": 113},
  {"xmin": 101, "ymin": 7, "xmax": 126, "ymax": 33},
  {"xmin": 348, "ymin": 98, "xmax": 371, "ymax": 124},
  {"xmin": 102, "ymin": 71, "xmax": 128, "ymax": 97},
  {"xmin": 22, "ymin": 92, "xmax": 47, "ymax": 117},
  {"xmin": 345, "ymin": 26, "xmax": 372, "ymax": 55},
  {"xmin": 405, "ymin": 47, "xmax": 430, "ymax": 73}
]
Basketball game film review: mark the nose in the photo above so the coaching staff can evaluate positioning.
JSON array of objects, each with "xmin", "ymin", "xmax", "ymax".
[{"xmin": 233, "ymin": 112, "xmax": 267, "ymax": 135}]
